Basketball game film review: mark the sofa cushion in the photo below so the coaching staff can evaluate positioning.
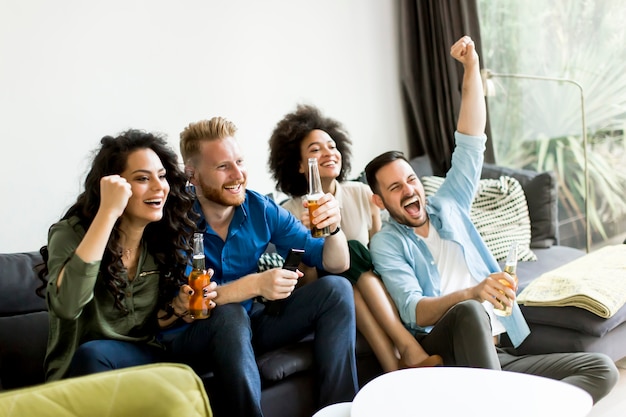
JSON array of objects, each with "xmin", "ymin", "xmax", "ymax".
[
  {"xmin": 0, "ymin": 363, "xmax": 213, "ymax": 417},
  {"xmin": 255, "ymin": 330, "xmax": 378, "ymax": 385},
  {"xmin": 0, "ymin": 312, "xmax": 49, "ymax": 390},
  {"xmin": 257, "ymin": 252, "xmax": 285, "ymax": 272},
  {"xmin": 481, "ymin": 164, "xmax": 558, "ymax": 249},
  {"xmin": 500, "ymin": 319, "xmax": 626, "ymax": 361},
  {"xmin": 256, "ymin": 339, "xmax": 314, "ymax": 383},
  {"xmin": 0, "ymin": 252, "xmax": 49, "ymax": 390},
  {"xmin": 513, "ymin": 246, "xmax": 625, "ymax": 339},
  {"xmin": 0, "ymin": 252, "xmax": 46, "ymax": 315},
  {"xmin": 422, "ymin": 175, "xmax": 536, "ymax": 262},
  {"xmin": 521, "ymin": 304, "xmax": 626, "ymax": 338}
]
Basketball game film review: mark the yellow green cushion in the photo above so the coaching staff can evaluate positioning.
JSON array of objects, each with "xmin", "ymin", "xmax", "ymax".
[{"xmin": 0, "ymin": 363, "xmax": 212, "ymax": 417}]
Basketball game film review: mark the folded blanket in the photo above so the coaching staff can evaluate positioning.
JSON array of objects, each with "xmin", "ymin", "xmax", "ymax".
[{"xmin": 517, "ymin": 245, "xmax": 626, "ymax": 318}]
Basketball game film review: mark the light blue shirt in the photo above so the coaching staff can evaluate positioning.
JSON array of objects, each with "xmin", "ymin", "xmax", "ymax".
[{"xmin": 370, "ymin": 132, "xmax": 530, "ymax": 347}]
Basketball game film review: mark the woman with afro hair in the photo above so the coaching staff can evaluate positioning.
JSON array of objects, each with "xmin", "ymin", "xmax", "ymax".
[{"xmin": 268, "ymin": 104, "xmax": 442, "ymax": 372}]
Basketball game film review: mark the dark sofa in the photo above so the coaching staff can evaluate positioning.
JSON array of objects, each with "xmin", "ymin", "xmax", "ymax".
[
  {"xmin": 4, "ymin": 159, "xmax": 625, "ymax": 416},
  {"xmin": 0, "ymin": 251, "xmax": 382, "ymax": 417},
  {"xmin": 409, "ymin": 155, "xmax": 626, "ymax": 361}
]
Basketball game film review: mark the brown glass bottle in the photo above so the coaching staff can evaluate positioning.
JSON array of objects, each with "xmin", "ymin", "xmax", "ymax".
[
  {"xmin": 307, "ymin": 157, "xmax": 331, "ymax": 238},
  {"xmin": 494, "ymin": 241, "xmax": 519, "ymax": 317},
  {"xmin": 188, "ymin": 233, "xmax": 211, "ymax": 319}
]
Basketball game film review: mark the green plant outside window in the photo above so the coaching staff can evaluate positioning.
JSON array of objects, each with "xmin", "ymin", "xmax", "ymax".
[{"xmin": 478, "ymin": 0, "xmax": 626, "ymax": 249}]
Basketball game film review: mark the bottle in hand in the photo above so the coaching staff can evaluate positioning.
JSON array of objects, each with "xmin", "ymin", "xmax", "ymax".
[
  {"xmin": 494, "ymin": 241, "xmax": 519, "ymax": 317},
  {"xmin": 307, "ymin": 157, "xmax": 331, "ymax": 238},
  {"xmin": 189, "ymin": 232, "xmax": 212, "ymax": 319}
]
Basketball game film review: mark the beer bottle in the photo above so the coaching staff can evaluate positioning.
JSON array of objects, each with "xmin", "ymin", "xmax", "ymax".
[
  {"xmin": 188, "ymin": 233, "xmax": 211, "ymax": 319},
  {"xmin": 307, "ymin": 157, "xmax": 331, "ymax": 238},
  {"xmin": 494, "ymin": 241, "xmax": 519, "ymax": 317}
]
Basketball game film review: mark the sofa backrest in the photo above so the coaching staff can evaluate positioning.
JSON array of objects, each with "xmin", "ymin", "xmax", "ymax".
[
  {"xmin": 408, "ymin": 154, "xmax": 436, "ymax": 178},
  {"xmin": 406, "ymin": 156, "xmax": 559, "ymax": 249},
  {"xmin": 355, "ymin": 155, "xmax": 560, "ymax": 249},
  {"xmin": 0, "ymin": 252, "xmax": 49, "ymax": 390}
]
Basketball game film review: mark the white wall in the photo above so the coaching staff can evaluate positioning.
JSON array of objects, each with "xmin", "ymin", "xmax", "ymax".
[{"xmin": 0, "ymin": 0, "xmax": 408, "ymax": 253}]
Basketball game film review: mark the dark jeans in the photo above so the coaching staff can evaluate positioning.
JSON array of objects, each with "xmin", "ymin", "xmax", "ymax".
[
  {"xmin": 170, "ymin": 274, "xmax": 358, "ymax": 417},
  {"xmin": 69, "ymin": 275, "xmax": 358, "ymax": 417},
  {"xmin": 67, "ymin": 339, "xmax": 164, "ymax": 377}
]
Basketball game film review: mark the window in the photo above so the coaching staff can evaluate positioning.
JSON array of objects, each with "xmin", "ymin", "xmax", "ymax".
[{"xmin": 478, "ymin": 0, "xmax": 626, "ymax": 249}]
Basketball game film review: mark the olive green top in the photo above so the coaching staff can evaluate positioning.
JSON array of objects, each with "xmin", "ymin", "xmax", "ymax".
[{"xmin": 44, "ymin": 216, "xmax": 163, "ymax": 381}]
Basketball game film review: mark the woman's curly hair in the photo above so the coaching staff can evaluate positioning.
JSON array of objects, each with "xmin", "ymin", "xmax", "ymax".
[
  {"xmin": 37, "ymin": 129, "xmax": 197, "ymax": 313},
  {"xmin": 267, "ymin": 104, "xmax": 353, "ymax": 197}
]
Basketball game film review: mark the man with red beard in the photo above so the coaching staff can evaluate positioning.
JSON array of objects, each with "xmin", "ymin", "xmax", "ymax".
[
  {"xmin": 364, "ymin": 36, "xmax": 618, "ymax": 404},
  {"xmin": 178, "ymin": 117, "xmax": 357, "ymax": 417}
]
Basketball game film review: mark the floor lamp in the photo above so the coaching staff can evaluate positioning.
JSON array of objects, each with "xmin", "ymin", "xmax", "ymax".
[{"xmin": 481, "ymin": 68, "xmax": 591, "ymax": 253}]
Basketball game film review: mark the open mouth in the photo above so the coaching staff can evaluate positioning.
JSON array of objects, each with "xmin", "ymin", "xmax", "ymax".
[
  {"xmin": 402, "ymin": 196, "xmax": 422, "ymax": 217},
  {"xmin": 144, "ymin": 198, "xmax": 163, "ymax": 207},
  {"xmin": 320, "ymin": 160, "xmax": 337, "ymax": 168},
  {"xmin": 224, "ymin": 183, "xmax": 242, "ymax": 193}
]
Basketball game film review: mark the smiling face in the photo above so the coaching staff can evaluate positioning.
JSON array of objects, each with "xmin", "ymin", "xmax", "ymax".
[
  {"xmin": 120, "ymin": 148, "xmax": 170, "ymax": 226},
  {"xmin": 298, "ymin": 129, "xmax": 342, "ymax": 181},
  {"xmin": 372, "ymin": 159, "xmax": 429, "ymax": 231},
  {"xmin": 191, "ymin": 136, "xmax": 247, "ymax": 207}
]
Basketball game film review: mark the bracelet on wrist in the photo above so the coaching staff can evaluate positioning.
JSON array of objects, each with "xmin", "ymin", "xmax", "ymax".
[{"xmin": 329, "ymin": 226, "xmax": 341, "ymax": 236}]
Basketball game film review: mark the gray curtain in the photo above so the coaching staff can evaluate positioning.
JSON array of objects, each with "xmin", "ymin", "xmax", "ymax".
[{"xmin": 399, "ymin": 0, "xmax": 494, "ymax": 176}]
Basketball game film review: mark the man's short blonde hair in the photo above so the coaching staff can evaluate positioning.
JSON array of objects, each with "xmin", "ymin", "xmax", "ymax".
[{"xmin": 179, "ymin": 117, "xmax": 238, "ymax": 165}]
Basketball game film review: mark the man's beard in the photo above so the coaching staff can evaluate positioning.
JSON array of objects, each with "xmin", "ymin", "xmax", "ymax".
[
  {"xmin": 196, "ymin": 177, "xmax": 246, "ymax": 207},
  {"xmin": 387, "ymin": 208, "xmax": 428, "ymax": 228}
]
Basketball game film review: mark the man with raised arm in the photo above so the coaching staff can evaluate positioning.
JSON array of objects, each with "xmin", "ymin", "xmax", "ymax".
[{"xmin": 364, "ymin": 35, "xmax": 618, "ymax": 404}]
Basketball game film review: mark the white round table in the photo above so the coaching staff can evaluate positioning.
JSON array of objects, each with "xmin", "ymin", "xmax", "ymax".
[
  {"xmin": 312, "ymin": 401, "xmax": 352, "ymax": 417},
  {"xmin": 350, "ymin": 367, "xmax": 593, "ymax": 417}
]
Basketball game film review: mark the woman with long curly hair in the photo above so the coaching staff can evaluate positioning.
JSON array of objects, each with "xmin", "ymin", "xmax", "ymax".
[
  {"xmin": 268, "ymin": 104, "xmax": 442, "ymax": 372},
  {"xmin": 38, "ymin": 129, "xmax": 217, "ymax": 382}
]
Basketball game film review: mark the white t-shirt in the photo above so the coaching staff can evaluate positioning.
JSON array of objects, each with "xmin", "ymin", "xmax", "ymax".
[{"xmin": 422, "ymin": 225, "xmax": 506, "ymax": 337}]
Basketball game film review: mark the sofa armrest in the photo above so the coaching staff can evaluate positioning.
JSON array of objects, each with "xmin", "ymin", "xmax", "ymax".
[
  {"xmin": 481, "ymin": 164, "xmax": 559, "ymax": 248},
  {"xmin": 0, "ymin": 363, "xmax": 213, "ymax": 417}
]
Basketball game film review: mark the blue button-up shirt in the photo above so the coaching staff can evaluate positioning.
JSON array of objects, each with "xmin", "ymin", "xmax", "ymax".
[
  {"xmin": 370, "ymin": 132, "xmax": 530, "ymax": 347},
  {"xmin": 193, "ymin": 190, "xmax": 325, "ymax": 312}
]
